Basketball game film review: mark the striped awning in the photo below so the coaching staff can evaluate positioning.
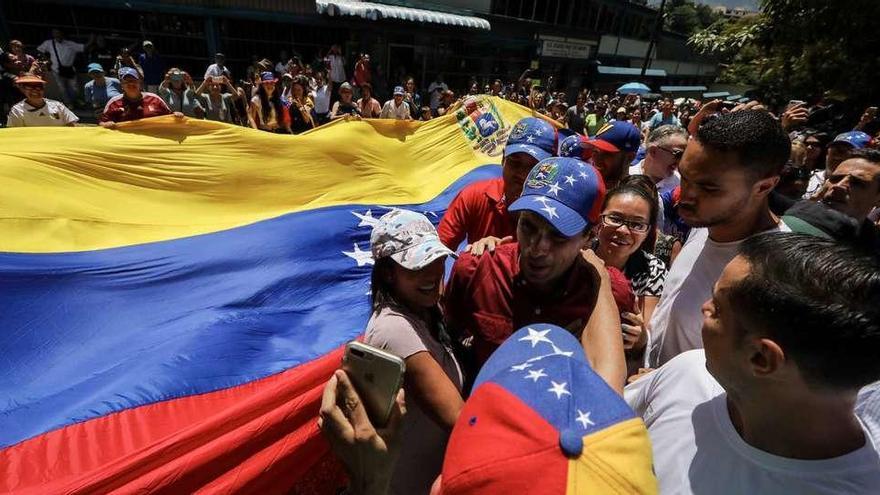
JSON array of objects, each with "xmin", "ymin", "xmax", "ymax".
[
  {"xmin": 659, "ymin": 85, "xmax": 708, "ymax": 93},
  {"xmin": 315, "ymin": 0, "xmax": 490, "ymax": 30}
]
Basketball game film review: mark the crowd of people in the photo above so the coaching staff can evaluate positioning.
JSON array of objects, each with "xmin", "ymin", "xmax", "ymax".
[{"xmin": 3, "ymin": 27, "xmax": 880, "ymax": 495}]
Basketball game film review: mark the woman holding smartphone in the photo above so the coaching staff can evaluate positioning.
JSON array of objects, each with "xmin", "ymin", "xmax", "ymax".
[{"xmin": 365, "ymin": 209, "xmax": 464, "ymax": 495}]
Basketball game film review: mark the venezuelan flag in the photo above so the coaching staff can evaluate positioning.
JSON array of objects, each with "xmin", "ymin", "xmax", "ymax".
[{"xmin": 0, "ymin": 97, "xmax": 540, "ymax": 493}]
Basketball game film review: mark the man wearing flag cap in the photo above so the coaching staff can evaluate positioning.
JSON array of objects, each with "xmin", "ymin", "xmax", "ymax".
[
  {"xmin": 438, "ymin": 117, "xmax": 557, "ymax": 253},
  {"xmin": 581, "ymin": 120, "xmax": 642, "ymax": 189},
  {"xmin": 319, "ymin": 324, "xmax": 658, "ymax": 494},
  {"xmin": 443, "ymin": 157, "xmax": 633, "ymax": 391}
]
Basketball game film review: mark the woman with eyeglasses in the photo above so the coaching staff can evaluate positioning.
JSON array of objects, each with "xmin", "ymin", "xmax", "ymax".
[{"xmin": 593, "ymin": 175, "xmax": 668, "ymax": 370}]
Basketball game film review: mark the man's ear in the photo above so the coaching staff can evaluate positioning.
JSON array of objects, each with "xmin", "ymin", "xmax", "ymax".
[
  {"xmin": 754, "ymin": 175, "xmax": 780, "ymax": 198},
  {"xmin": 748, "ymin": 337, "xmax": 786, "ymax": 378}
]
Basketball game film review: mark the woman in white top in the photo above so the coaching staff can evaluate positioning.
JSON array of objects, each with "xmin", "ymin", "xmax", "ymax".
[{"xmin": 248, "ymin": 71, "xmax": 289, "ymax": 133}]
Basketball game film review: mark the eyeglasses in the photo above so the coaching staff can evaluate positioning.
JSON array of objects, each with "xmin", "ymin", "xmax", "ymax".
[
  {"xmin": 600, "ymin": 214, "xmax": 650, "ymax": 234},
  {"xmin": 655, "ymin": 145, "xmax": 684, "ymax": 161},
  {"xmin": 19, "ymin": 84, "xmax": 44, "ymax": 89}
]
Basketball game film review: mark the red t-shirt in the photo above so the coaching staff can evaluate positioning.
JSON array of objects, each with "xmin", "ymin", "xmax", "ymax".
[
  {"xmin": 437, "ymin": 177, "xmax": 518, "ymax": 250},
  {"xmin": 443, "ymin": 243, "xmax": 636, "ymax": 367},
  {"xmin": 100, "ymin": 92, "xmax": 171, "ymax": 123}
]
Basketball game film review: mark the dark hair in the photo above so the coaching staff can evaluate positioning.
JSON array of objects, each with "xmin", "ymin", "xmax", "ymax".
[
  {"xmin": 696, "ymin": 110, "xmax": 791, "ymax": 178},
  {"xmin": 257, "ymin": 82, "xmax": 283, "ymax": 126},
  {"xmin": 370, "ymin": 257, "xmax": 396, "ymax": 310},
  {"xmin": 848, "ymin": 148, "xmax": 880, "ymax": 166},
  {"xmin": 730, "ymin": 233, "xmax": 880, "ymax": 390},
  {"xmin": 602, "ymin": 174, "xmax": 660, "ymax": 252}
]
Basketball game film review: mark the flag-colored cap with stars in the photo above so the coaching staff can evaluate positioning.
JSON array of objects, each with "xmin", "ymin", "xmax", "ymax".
[
  {"xmin": 559, "ymin": 134, "xmax": 592, "ymax": 161},
  {"xmin": 508, "ymin": 157, "xmax": 605, "ymax": 237},
  {"xmin": 586, "ymin": 121, "xmax": 641, "ymax": 154},
  {"xmin": 504, "ymin": 117, "xmax": 557, "ymax": 161},
  {"xmin": 439, "ymin": 324, "xmax": 657, "ymax": 495}
]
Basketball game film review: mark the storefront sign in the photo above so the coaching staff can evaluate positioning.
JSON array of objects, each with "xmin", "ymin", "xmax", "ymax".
[{"xmin": 540, "ymin": 39, "xmax": 593, "ymax": 59}]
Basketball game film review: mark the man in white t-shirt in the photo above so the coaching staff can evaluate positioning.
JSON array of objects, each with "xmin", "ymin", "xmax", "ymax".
[
  {"xmin": 626, "ymin": 233, "xmax": 880, "ymax": 494},
  {"xmin": 37, "ymin": 29, "xmax": 85, "ymax": 107},
  {"xmin": 645, "ymin": 110, "xmax": 792, "ymax": 367},
  {"xmin": 6, "ymin": 73, "xmax": 78, "ymax": 127},
  {"xmin": 379, "ymin": 86, "xmax": 411, "ymax": 120},
  {"xmin": 427, "ymin": 75, "xmax": 448, "ymax": 112}
]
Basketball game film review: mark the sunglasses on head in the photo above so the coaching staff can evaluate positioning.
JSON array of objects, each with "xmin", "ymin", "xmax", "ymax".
[{"xmin": 19, "ymin": 83, "xmax": 44, "ymax": 89}]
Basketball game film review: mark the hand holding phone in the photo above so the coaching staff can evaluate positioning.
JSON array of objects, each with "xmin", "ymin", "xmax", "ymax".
[{"xmin": 342, "ymin": 342, "xmax": 405, "ymax": 427}]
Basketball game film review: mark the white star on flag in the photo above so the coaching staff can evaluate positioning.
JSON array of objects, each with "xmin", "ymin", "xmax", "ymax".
[
  {"xmin": 533, "ymin": 196, "xmax": 551, "ymax": 205},
  {"xmin": 564, "ymin": 174, "xmax": 577, "ymax": 186},
  {"xmin": 526, "ymin": 135, "xmax": 536, "ymax": 143},
  {"xmin": 576, "ymin": 409, "xmax": 595, "ymax": 428},
  {"xmin": 510, "ymin": 362, "xmax": 533, "ymax": 371},
  {"xmin": 548, "ymin": 381, "xmax": 571, "ymax": 399},
  {"xmin": 524, "ymin": 368, "xmax": 547, "ymax": 382},
  {"xmin": 527, "ymin": 148, "xmax": 538, "ymax": 156},
  {"xmin": 551, "ymin": 343, "xmax": 574, "ymax": 357},
  {"xmin": 579, "ymin": 171, "xmax": 589, "ymax": 179},
  {"xmin": 343, "ymin": 243, "xmax": 374, "ymax": 267},
  {"xmin": 533, "ymin": 128, "xmax": 544, "ymax": 136},
  {"xmin": 351, "ymin": 210, "xmax": 381, "ymax": 227},
  {"xmin": 547, "ymin": 182, "xmax": 563, "ymax": 196},
  {"xmin": 519, "ymin": 327, "xmax": 553, "ymax": 347},
  {"xmin": 541, "ymin": 205, "xmax": 558, "ymax": 219}
]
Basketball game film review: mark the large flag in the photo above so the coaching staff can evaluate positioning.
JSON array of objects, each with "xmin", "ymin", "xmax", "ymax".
[{"xmin": 0, "ymin": 97, "xmax": 540, "ymax": 493}]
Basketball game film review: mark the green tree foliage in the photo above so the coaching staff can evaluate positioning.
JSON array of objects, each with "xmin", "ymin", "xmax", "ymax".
[
  {"xmin": 689, "ymin": 0, "xmax": 880, "ymax": 104},
  {"xmin": 664, "ymin": 0, "xmax": 721, "ymax": 36}
]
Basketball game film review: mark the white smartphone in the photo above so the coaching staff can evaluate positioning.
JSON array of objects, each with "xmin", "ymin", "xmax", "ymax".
[{"xmin": 342, "ymin": 341, "xmax": 405, "ymax": 427}]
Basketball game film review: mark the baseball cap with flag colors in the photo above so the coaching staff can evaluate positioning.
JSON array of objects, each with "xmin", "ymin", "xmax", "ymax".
[
  {"xmin": 508, "ymin": 157, "xmax": 606, "ymax": 237},
  {"xmin": 438, "ymin": 324, "xmax": 657, "ymax": 494},
  {"xmin": 504, "ymin": 117, "xmax": 558, "ymax": 161},
  {"xmin": 586, "ymin": 121, "xmax": 641, "ymax": 153},
  {"xmin": 559, "ymin": 134, "xmax": 592, "ymax": 161},
  {"xmin": 370, "ymin": 209, "xmax": 456, "ymax": 270}
]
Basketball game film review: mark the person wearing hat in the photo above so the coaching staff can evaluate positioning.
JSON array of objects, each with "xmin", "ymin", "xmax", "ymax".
[
  {"xmin": 364, "ymin": 209, "xmax": 464, "ymax": 495},
  {"xmin": 204, "ymin": 52, "xmax": 232, "ymax": 83},
  {"xmin": 379, "ymin": 86, "xmax": 411, "ymax": 120},
  {"xmin": 329, "ymin": 82, "xmax": 361, "ymax": 120},
  {"xmin": 805, "ymin": 130, "xmax": 872, "ymax": 198},
  {"xmin": 583, "ymin": 120, "xmax": 642, "ymax": 189},
  {"xmin": 138, "ymin": 40, "xmax": 165, "ymax": 93},
  {"xmin": 112, "ymin": 47, "xmax": 144, "ymax": 83},
  {"xmin": 320, "ymin": 323, "xmax": 658, "ymax": 494},
  {"xmin": 626, "ymin": 233, "xmax": 880, "ymax": 494},
  {"xmin": 83, "ymin": 63, "xmax": 121, "ymax": 115},
  {"xmin": 6, "ymin": 73, "xmax": 78, "ymax": 127},
  {"xmin": 437, "ymin": 117, "xmax": 558, "ymax": 253},
  {"xmin": 100, "ymin": 67, "xmax": 178, "ymax": 127},
  {"xmin": 158, "ymin": 68, "xmax": 204, "ymax": 119},
  {"xmin": 444, "ymin": 157, "xmax": 633, "ymax": 392},
  {"xmin": 248, "ymin": 71, "xmax": 288, "ymax": 132}
]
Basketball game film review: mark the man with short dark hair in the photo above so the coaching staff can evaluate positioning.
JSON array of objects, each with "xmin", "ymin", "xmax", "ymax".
[
  {"xmin": 647, "ymin": 110, "xmax": 791, "ymax": 367},
  {"xmin": 444, "ymin": 157, "xmax": 632, "ymax": 392},
  {"xmin": 563, "ymin": 91, "xmax": 587, "ymax": 135},
  {"xmin": 646, "ymin": 98, "xmax": 680, "ymax": 131},
  {"xmin": 805, "ymin": 131, "xmax": 872, "ymax": 197},
  {"xmin": 627, "ymin": 233, "xmax": 880, "ymax": 494}
]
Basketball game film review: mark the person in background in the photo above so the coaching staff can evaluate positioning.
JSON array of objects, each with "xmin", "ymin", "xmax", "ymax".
[
  {"xmin": 592, "ymin": 175, "xmax": 667, "ymax": 375},
  {"xmin": 354, "ymin": 53, "xmax": 371, "ymax": 90},
  {"xmin": 6, "ymin": 73, "xmax": 78, "ymax": 127},
  {"xmin": 805, "ymin": 131, "xmax": 871, "ymax": 198},
  {"xmin": 584, "ymin": 120, "xmax": 642, "ymax": 190},
  {"xmin": 311, "ymin": 69, "xmax": 332, "ymax": 125},
  {"xmin": 85, "ymin": 35, "xmax": 114, "ymax": 69},
  {"xmin": 112, "ymin": 47, "xmax": 144, "ymax": 81},
  {"xmin": 629, "ymin": 125, "xmax": 687, "ymax": 196},
  {"xmin": 83, "ymin": 63, "xmax": 121, "ymax": 117},
  {"xmin": 36, "ymin": 28, "xmax": 86, "ymax": 107},
  {"xmin": 1, "ymin": 40, "xmax": 37, "ymax": 123},
  {"xmin": 249, "ymin": 71, "xmax": 287, "ymax": 132},
  {"xmin": 436, "ymin": 89, "xmax": 455, "ymax": 116},
  {"xmin": 419, "ymin": 105, "xmax": 432, "ymax": 121},
  {"xmin": 630, "ymin": 108, "xmax": 643, "ymax": 131},
  {"xmin": 647, "ymin": 98, "xmax": 680, "ymax": 131},
  {"xmin": 646, "ymin": 111, "xmax": 791, "ymax": 368},
  {"xmin": 204, "ymin": 53, "xmax": 232, "ymax": 82},
  {"xmin": 814, "ymin": 149, "xmax": 880, "ymax": 248},
  {"xmin": 585, "ymin": 101, "xmax": 608, "ymax": 136},
  {"xmin": 274, "ymin": 50, "xmax": 290, "ymax": 75},
  {"xmin": 613, "ymin": 106, "xmax": 628, "ymax": 122},
  {"xmin": 402, "ymin": 76, "xmax": 421, "ymax": 116},
  {"xmin": 158, "ymin": 68, "xmax": 204, "ymax": 118},
  {"xmin": 357, "ymin": 82, "xmax": 381, "ymax": 119},
  {"xmin": 285, "ymin": 74, "xmax": 315, "ymax": 134},
  {"xmin": 138, "ymin": 40, "xmax": 164, "ymax": 93},
  {"xmin": 326, "ymin": 44, "xmax": 346, "ymax": 88},
  {"xmin": 100, "ymin": 67, "xmax": 179, "ymax": 126},
  {"xmin": 365, "ymin": 209, "xmax": 463, "ymax": 495},
  {"xmin": 329, "ymin": 82, "xmax": 360, "ymax": 120},
  {"xmin": 380, "ymin": 86, "xmax": 411, "ymax": 120},
  {"xmin": 772, "ymin": 140, "xmax": 811, "ymax": 204},
  {"xmin": 564, "ymin": 90, "xmax": 587, "ymax": 135},
  {"xmin": 427, "ymin": 74, "xmax": 447, "ymax": 114},
  {"xmin": 195, "ymin": 75, "xmax": 240, "ymax": 125},
  {"xmin": 438, "ymin": 117, "xmax": 557, "ymax": 251},
  {"xmin": 626, "ymin": 233, "xmax": 880, "ymax": 494}
]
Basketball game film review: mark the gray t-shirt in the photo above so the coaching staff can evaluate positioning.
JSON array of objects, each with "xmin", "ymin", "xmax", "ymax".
[{"xmin": 364, "ymin": 303, "xmax": 463, "ymax": 495}]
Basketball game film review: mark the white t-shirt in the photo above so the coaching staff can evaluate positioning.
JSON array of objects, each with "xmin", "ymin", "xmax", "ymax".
[
  {"xmin": 625, "ymin": 350, "xmax": 880, "ymax": 495},
  {"xmin": 380, "ymin": 99, "xmax": 411, "ymax": 120},
  {"xmin": 648, "ymin": 223, "xmax": 789, "ymax": 367},
  {"xmin": 312, "ymin": 84, "xmax": 331, "ymax": 114},
  {"xmin": 204, "ymin": 64, "xmax": 231, "ymax": 81},
  {"xmin": 805, "ymin": 169, "xmax": 826, "ymax": 199},
  {"xmin": 37, "ymin": 39, "xmax": 84, "ymax": 72},
  {"xmin": 6, "ymin": 99, "xmax": 79, "ymax": 127},
  {"xmin": 327, "ymin": 54, "xmax": 346, "ymax": 83},
  {"xmin": 427, "ymin": 81, "xmax": 448, "ymax": 110}
]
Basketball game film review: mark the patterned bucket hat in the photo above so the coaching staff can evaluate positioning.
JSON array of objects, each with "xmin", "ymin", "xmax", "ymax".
[{"xmin": 370, "ymin": 209, "xmax": 456, "ymax": 270}]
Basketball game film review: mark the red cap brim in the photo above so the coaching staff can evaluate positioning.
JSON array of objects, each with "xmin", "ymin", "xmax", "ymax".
[{"xmin": 586, "ymin": 139, "xmax": 620, "ymax": 153}]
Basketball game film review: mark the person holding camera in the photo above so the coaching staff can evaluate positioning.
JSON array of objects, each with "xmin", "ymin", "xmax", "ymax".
[
  {"xmin": 158, "ymin": 68, "xmax": 204, "ymax": 119},
  {"xmin": 112, "ymin": 47, "xmax": 144, "ymax": 82},
  {"xmin": 36, "ymin": 29, "xmax": 86, "ymax": 107},
  {"xmin": 195, "ymin": 75, "xmax": 240, "ymax": 124}
]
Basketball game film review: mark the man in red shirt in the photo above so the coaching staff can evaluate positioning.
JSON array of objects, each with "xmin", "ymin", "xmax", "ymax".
[
  {"xmin": 438, "ymin": 117, "xmax": 558, "ymax": 252},
  {"xmin": 100, "ymin": 67, "xmax": 182, "ymax": 127},
  {"xmin": 444, "ymin": 157, "xmax": 632, "ymax": 393}
]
